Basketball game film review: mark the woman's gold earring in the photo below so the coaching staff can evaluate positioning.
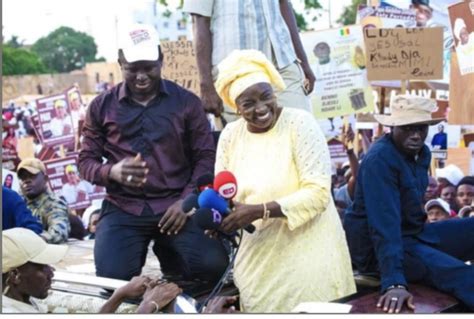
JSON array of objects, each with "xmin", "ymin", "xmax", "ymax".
[{"xmin": 236, "ymin": 110, "xmax": 241, "ymax": 115}]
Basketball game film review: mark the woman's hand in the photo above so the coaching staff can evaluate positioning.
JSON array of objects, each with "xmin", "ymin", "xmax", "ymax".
[
  {"xmin": 203, "ymin": 295, "xmax": 239, "ymax": 313},
  {"xmin": 220, "ymin": 201, "xmax": 260, "ymax": 234}
]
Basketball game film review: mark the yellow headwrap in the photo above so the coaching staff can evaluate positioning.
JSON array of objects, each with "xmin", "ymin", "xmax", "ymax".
[{"xmin": 214, "ymin": 50, "xmax": 286, "ymax": 110}]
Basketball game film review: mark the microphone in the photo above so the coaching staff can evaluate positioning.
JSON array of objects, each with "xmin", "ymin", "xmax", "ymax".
[
  {"xmin": 193, "ymin": 208, "xmax": 239, "ymax": 247},
  {"xmin": 198, "ymin": 189, "xmax": 255, "ymax": 234},
  {"xmin": 198, "ymin": 189, "xmax": 229, "ymax": 216},
  {"xmin": 182, "ymin": 194, "xmax": 199, "ymax": 215},
  {"xmin": 196, "ymin": 173, "xmax": 214, "ymax": 194},
  {"xmin": 194, "ymin": 207, "xmax": 223, "ymax": 230},
  {"xmin": 213, "ymin": 171, "xmax": 238, "ymax": 200}
]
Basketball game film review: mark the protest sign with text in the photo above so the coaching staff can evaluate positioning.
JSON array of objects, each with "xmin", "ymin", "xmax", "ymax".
[
  {"xmin": 364, "ymin": 27, "xmax": 444, "ymax": 81},
  {"xmin": 381, "ymin": 0, "xmax": 455, "ymax": 84},
  {"xmin": 161, "ymin": 40, "xmax": 200, "ymax": 96}
]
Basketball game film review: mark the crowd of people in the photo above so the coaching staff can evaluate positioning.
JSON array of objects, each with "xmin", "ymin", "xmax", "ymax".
[{"xmin": 3, "ymin": 0, "xmax": 474, "ymax": 314}]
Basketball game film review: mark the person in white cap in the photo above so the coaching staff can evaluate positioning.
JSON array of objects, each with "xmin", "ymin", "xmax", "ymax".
[
  {"xmin": 436, "ymin": 164, "xmax": 465, "ymax": 188},
  {"xmin": 344, "ymin": 95, "xmax": 474, "ymax": 312},
  {"xmin": 2, "ymin": 228, "xmax": 183, "ymax": 314},
  {"xmin": 425, "ymin": 198, "xmax": 451, "ymax": 223},
  {"xmin": 78, "ymin": 23, "xmax": 228, "ymax": 283}
]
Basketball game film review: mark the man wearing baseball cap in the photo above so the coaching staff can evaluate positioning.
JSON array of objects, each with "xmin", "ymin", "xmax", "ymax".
[
  {"xmin": 2, "ymin": 228, "xmax": 183, "ymax": 314},
  {"xmin": 425, "ymin": 198, "xmax": 451, "ymax": 223},
  {"xmin": 17, "ymin": 158, "xmax": 70, "ymax": 244},
  {"xmin": 2, "ymin": 227, "xmax": 68, "ymax": 312},
  {"xmin": 79, "ymin": 23, "xmax": 228, "ymax": 283},
  {"xmin": 344, "ymin": 95, "xmax": 474, "ymax": 312}
]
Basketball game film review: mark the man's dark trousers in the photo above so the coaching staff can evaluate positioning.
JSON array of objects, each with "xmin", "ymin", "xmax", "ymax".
[
  {"xmin": 403, "ymin": 218, "xmax": 474, "ymax": 310},
  {"xmin": 94, "ymin": 200, "xmax": 229, "ymax": 283}
]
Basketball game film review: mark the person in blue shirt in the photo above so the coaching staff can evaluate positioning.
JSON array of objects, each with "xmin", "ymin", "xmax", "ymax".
[
  {"xmin": 2, "ymin": 187, "xmax": 43, "ymax": 234},
  {"xmin": 431, "ymin": 124, "xmax": 447, "ymax": 150},
  {"xmin": 344, "ymin": 95, "xmax": 474, "ymax": 313}
]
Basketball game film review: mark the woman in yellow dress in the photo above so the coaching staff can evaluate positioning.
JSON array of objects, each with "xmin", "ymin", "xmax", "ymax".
[{"xmin": 213, "ymin": 50, "xmax": 356, "ymax": 313}]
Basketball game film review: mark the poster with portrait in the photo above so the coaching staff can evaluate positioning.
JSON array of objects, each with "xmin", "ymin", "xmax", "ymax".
[
  {"xmin": 380, "ymin": 0, "xmax": 457, "ymax": 83},
  {"xmin": 36, "ymin": 93, "xmax": 75, "ymax": 148},
  {"xmin": 65, "ymin": 86, "xmax": 86, "ymax": 132},
  {"xmin": 44, "ymin": 155, "xmax": 105, "ymax": 210},
  {"xmin": 448, "ymin": 1, "xmax": 474, "ymax": 75},
  {"xmin": 2, "ymin": 168, "xmax": 20, "ymax": 192},
  {"xmin": 302, "ymin": 25, "xmax": 375, "ymax": 119},
  {"xmin": 2, "ymin": 125, "xmax": 21, "ymax": 171}
]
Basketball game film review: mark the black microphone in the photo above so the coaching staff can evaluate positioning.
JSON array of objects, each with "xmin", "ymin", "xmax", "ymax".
[
  {"xmin": 196, "ymin": 173, "xmax": 214, "ymax": 194},
  {"xmin": 182, "ymin": 194, "xmax": 199, "ymax": 215},
  {"xmin": 194, "ymin": 207, "xmax": 223, "ymax": 230},
  {"xmin": 193, "ymin": 208, "xmax": 239, "ymax": 247}
]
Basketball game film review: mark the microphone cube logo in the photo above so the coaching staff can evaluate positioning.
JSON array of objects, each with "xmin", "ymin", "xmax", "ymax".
[
  {"xmin": 211, "ymin": 208, "xmax": 222, "ymax": 224},
  {"xmin": 218, "ymin": 183, "xmax": 237, "ymax": 199}
]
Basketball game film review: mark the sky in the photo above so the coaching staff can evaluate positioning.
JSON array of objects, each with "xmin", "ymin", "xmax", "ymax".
[{"xmin": 3, "ymin": 0, "xmax": 352, "ymax": 62}]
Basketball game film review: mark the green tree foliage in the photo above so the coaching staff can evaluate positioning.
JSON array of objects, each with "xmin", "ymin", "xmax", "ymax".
[
  {"xmin": 2, "ymin": 45, "xmax": 48, "ymax": 75},
  {"xmin": 32, "ymin": 26, "xmax": 100, "ymax": 73},
  {"xmin": 337, "ymin": 0, "xmax": 366, "ymax": 26},
  {"xmin": 6, "ymin": 35, "xmax": 24, "ymax": 48}
]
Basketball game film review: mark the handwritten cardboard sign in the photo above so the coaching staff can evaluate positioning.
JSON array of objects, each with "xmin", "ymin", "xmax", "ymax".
[
  {"xmin": 364, "ymin": 27, "xmax": 444, "ymax": 81},
  {"xmin": 161, "ymin": 41, "xmax": 200, "ymax": 96}
]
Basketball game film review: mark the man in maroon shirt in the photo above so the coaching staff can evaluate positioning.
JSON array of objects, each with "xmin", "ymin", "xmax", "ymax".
[{"xmin": 79, "ymin": 23, "xmax": 228, "ymax": 283}]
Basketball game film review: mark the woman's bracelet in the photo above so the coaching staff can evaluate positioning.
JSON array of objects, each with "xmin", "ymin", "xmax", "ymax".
[
  {"xmin": 262, "ymin": 203, "xmax": 271, "ymax": 220},
  {"xmin": 150, "ymin": 301, "xmax": 160, "ymax": 313}
]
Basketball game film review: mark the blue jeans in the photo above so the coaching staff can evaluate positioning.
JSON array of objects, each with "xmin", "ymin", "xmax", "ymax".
[{"xmin": 94, "ymin": 200, "xmax": 229, "ymax": 283}]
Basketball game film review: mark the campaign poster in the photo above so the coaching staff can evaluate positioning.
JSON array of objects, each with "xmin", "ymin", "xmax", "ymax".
[
  {"xmin": 65, "ymin": 86, "xmax": 86, "ymax": 132},
  {"xmin": 2, "ymin": 125, "xmax": 21, "ymax": 171},
  {"xmin": 2, "ymin": 168, "xmax": 20, "ymax": 192},
  {"xmin": 358, "ymin": 5, "xmax": 417, "ymax": 28},
  {"xmin": 36, "ymin": 93, "xmax": 75, "ymax": 147},
  {"xmin": 44, "ymin": 156, "xmax": 105, "ymax": 209},
  {"xmin": 303, "ymin": 25, "xmax": 375, "ymax": 119},
  {"xmin": 447, "ymin": 1, "xmax": 474, "ymax": 75},
  {"xmin": 381, "ymin": 0, "xmax": 457, "ymax": 83}
]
